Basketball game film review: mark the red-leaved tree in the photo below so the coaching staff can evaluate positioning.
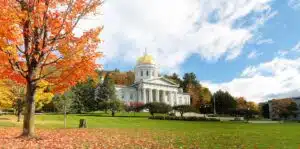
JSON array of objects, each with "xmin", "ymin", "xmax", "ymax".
[{"xmin": 0, "ymin": 0, "xmax": 103, "ymax": 137}]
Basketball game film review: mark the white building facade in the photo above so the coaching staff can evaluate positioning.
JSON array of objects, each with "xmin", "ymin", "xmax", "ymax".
[{"xmin": 116, "ymin": 52, "xmax": 190, "ymax": 106}]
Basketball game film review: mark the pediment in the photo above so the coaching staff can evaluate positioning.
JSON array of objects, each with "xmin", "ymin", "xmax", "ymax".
[{"xmin": 145, "ymin": 77, "xmax": 178, "ymax": 86}]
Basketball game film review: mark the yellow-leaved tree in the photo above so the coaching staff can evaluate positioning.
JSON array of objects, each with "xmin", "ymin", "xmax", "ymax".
[
  {"xmin": 0, "ymin": 79, "xmax": 54, "ymax": 121},
  {"xmin": 34, "ymin": 80, "xmax": 54, "ymax": 111},
  {"xmin": 0, "ymin": 80, "xmax": 14, "ymax": 109}
]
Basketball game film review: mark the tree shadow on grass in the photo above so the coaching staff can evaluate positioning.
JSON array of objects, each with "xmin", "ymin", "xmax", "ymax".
[
  {"xmin": 76, "ymin": 114, "xmax": 149, "ymax": 118},
  {"xmin": 0, "ymin": 118, "xmax": 10, "ymax": 120}
]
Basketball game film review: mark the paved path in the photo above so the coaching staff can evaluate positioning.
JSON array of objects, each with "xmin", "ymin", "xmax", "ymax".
[{"xmin": 248, "ymin": 121, "xmax": 280, "ymax": 123}]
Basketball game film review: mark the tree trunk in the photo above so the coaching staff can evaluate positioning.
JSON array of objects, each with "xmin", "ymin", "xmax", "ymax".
[
  {"xmin": 64, "ymin": 103, "xmax": 67, "ymax": 128},
  {"xmin": 112, "ymin": 111, "xmax": 115, "ymax": 117},
  {"xmin": 17, "ymin": 111, "xmax": 21, "ymax": 122},
  {"xmin": 21, "ymin": 81, "xmax": 36, "ymax": 137},
  {"xmin": 79, "ymin": 119, "xmax": 87, "ymax": 128}
]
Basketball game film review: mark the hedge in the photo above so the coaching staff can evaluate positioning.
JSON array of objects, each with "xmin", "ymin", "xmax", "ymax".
[{"xmin": 148, "ymin": 116, "xmax": 220, "ymax": 121}]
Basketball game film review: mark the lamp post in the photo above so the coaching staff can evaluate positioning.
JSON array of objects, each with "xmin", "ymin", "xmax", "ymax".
[
  {"xmin": 213, "ymin": 96, "xmax": 216, "ymax": 115},
  {"xmin": 246, "ymin": 107, "xmax": 250, "ymax": 122}
]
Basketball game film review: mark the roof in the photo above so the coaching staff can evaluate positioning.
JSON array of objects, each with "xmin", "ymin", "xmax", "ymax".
[
  {"xmin": 146, "ymin": 77, "xmax": 179, "ymax": 86},
  {"xmin": 136, "ymin": 50, "xmax": 155, "ymax": 65},
  {"xmin": 115, "ymin": 85, "xmax": 136, "ymax": 91},
  {"xmin": 137, "ymin": 54, "xmax": 155, "ymax": 65},
  {"xmin": 130, "ymin": 77, "xmax": 179, "ymax": 88},
  {"xmin": 292, "ymin": 97, "xmax": 300, "ymax": 100},
  {"xmin": 115, "ymin": 85, "xmax": 127, "ymax": 88}
]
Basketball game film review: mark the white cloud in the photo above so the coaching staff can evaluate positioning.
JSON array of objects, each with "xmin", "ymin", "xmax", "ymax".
[
  {"xmin": 291, "ymin": 41, "xmax": 300, "ymax": 51},
  {"xmin": 277, "ymin": 50, "xmax": 289, "ymax": 57},
  {"xmin": 203, "ymin": 57, "xmax": 300, "ymax": 103},
  {"xmin": 275, "ymin": 41, "xmax": 300, "ymax": 58},
  {"xmin": 94, "ymin": 0, "xmax": 276, "ymax": 72},
  {"xmin": 256, "ymin": 38, "xmax": 274, "ymax": 45},
  {"xmin": 288, "ymin": 0, "xmax": 300, "ymax": 10},
  {"xmin": 247, "ymin": 50, "xmax": 263, "ymax": 59}
]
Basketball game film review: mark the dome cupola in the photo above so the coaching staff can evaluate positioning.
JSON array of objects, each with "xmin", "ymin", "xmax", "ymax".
[
  {"xmin": 137, "ymin": 54, "xmax": 155, "ymax": 65},
  {"xmin": 134, "ymin": 49, "xmax": 159, "ymax": 83}
]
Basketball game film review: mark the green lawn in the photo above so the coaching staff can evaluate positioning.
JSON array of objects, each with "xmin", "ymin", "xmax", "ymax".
[{"xmin": 1, "ymin": 112, "xmax": 300, "ymax": 148}]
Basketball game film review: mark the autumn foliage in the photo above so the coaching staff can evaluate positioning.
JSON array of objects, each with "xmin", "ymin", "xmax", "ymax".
[
  {"xmin": 0, "ymin": 128, "xmax": 161, "ymax": 149},
  {"xmin": 0, "ymin": 0, "xmax": 102, "ymax": 91},
  {"xmin": 99, "ymin": 70, "xmax": 135, "ymax": 86},
  {"xmin": 0, "ymin": 0, "xmax": 103, "ymax": 136}
]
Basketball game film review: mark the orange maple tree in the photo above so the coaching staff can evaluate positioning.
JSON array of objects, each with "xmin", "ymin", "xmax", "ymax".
[{"xmin": 0, "ymin": 0, "xmax": 103, "ymax": 137}]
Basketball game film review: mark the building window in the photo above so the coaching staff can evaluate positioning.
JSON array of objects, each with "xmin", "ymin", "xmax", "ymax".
[
  {"xmin": 141, "ymin": 71, "xmax": 143, "ymax": 76},
  {"xmin": 146, "ymin": 70, "xmax": 149, "ymax": 76},
  {"xmin": 152, "ymin": 71, "xmax": 154, "ymax": 76},
  {"xmin": 120, "ymin": 91, "xmax": 124, "ymax": 99},
  {"xmin": 130, "ymin": 94, "xmax": 133, "ymax": 100}
]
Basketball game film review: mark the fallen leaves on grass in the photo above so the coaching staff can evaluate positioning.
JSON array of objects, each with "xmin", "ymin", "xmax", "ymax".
[{"xmin": 0, "ymin": 128, "xmax": 163, "ymax": 149}]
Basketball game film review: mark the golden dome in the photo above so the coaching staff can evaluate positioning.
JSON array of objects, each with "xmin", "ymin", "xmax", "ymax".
[{"xmin": 137, "ymin": 54, "xmax": 155, "ymax": 65}]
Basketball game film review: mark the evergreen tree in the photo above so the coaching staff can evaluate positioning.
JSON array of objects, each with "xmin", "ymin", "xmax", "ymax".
[
  {"xmin": 95, "ymin": 73, "xmax": 117, "ymax": 111},
  {"xmin": 260, "ymin": 102, "xmax": 270, "ymax": 118},
  {"xmin": 182, "ymin": 72, "xmax": 199, "ymax": 92},
  {"xmin": 71, "ymin": 78, "xmax": 96, "ymax": 113},
  {"xmin": 212, "ymin": 90, "xmax": 237, "ymax": 114},
  {"xmin": 164, "ymin": 73, "xmax": 182, "ymax": 85}
]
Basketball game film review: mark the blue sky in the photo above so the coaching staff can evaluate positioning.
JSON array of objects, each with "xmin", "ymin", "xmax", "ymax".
[{"xmin": 79, "ymin": 0, "xmax": 300, "ymax": 102}]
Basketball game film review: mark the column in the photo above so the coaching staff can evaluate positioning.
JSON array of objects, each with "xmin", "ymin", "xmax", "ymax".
[
  {"xmin": 168, "ymin": 91, "xmax": 172, "ymax": 105},
  {"xmin": 174, "ymin": 91, "xmax": 178, "ymax": 106},
  {"xmin": 149, "ymin": 89, "xmax": 153, "ymax": 102},
  {"xmin": 137, "ymin": 88, "xmax": 141, "ymax": 102},
  {"xmin": 156, "ymin": 89, "xmax": 159, "ymax": 102},
  {"xmin": 170, "ymin": 92, "xmax": 173, "ymax": 106},
  {"xmin": 162, "ymin": 90, "xmax": 166, "ymax": 103},
  {"xmin": 143, "ymin": 88, "xmax": 147, "ymax": 104}
]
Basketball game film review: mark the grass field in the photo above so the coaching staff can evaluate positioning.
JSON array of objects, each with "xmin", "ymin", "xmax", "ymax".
[{"xmin": 1, "ymin": 112, "xmax": 300, "ymax": 148}]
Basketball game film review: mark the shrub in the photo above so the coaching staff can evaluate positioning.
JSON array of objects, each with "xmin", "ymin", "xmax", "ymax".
[
  {"xmin": 149, "ymin": 116, "xmax": 220, "ymax": 122},
  {"xmin": 144, "ymin": 102, "xmax": 172, "ymax": 116},
  {"xmin": 173, "ymin": 105, "xmax": 197, "ymax": 117},
  {"xmin": 168, "ymin": 112, "xmax": 175, "ymax": 116},
  {"xmin": 233, "ymin": 117, "xmax": 242, "ymax": 121},
  {"xmin": 149, "ymin": 115, "xmax": 165, "ymax": 120},
  {"xmin": 125, "ymin": 102, "xmax": 145, "ymax": 112},
  {"xmin": 107, "ymin": 99, "xmax": 124, "ymax": 117}
]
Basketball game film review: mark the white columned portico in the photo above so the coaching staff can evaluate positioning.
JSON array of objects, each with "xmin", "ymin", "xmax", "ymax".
[
  {"xmin": 149, "ymin": 88, "xmax": 153, "ymax": 102},
  {"xmin": 143, "ymin": 88, "xmax": 147, "ymax": 104},
  {"xmin": 156, "ymin": 89, "xmax": 159, "ymax": 102}
]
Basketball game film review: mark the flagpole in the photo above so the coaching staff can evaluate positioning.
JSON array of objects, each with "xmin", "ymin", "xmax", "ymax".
[{"xmin": 213, "ymin": 95, "xmax": 216, "ymax": 115}]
